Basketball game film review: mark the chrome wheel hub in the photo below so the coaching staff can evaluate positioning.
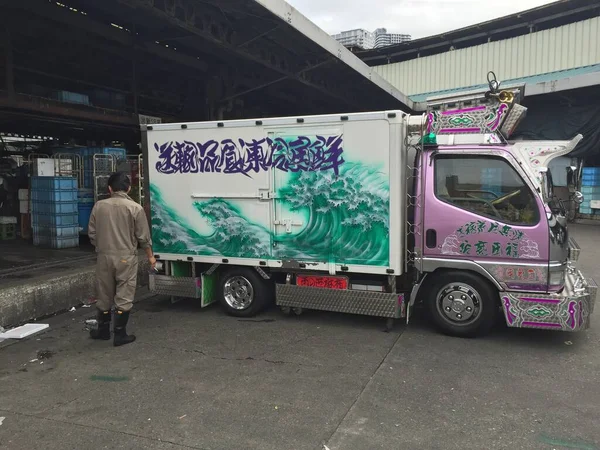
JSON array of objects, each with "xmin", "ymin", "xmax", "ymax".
[
  {"xmin": 223, "ymin": 276, "xmax": 254, "ymax": 310},
  {"xmin": 436, "ymin": 283, "xmax": 481, "ymax": 324}
]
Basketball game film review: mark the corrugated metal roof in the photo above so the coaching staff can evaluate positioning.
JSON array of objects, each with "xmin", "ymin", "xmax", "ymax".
[
  {"xmin": 359, "ymin": 0, "xmax": 600, "ymax": 66},
  {"xmin": 409, "ymin": 63, "xmax": 600, "ymax": 103},
  {"xmin": 374, "ymin": 15, "xmax": 600, "ymax": 98}
]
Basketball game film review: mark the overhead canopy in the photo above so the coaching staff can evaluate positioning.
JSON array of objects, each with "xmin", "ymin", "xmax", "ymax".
[
  {"xmin": 409, "ymin": 64, "xmax": 600, "ymax": 105},
  {"xmin": 513, "ymin": 84, "xmax": 600, "ymax": 161},
  {"xmin": 0, "ymin": 0, "xmax": 412, "ymax": 144}
]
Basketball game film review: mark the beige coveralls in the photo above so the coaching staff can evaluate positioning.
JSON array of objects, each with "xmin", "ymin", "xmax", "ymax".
[{"xmin": 88, "ymin": 192, "xmax": 152, "ymax": 312}]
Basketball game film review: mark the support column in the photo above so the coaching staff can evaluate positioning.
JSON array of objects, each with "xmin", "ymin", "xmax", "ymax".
[{"xmin": 131, "ymin": 26, "xmax": 138, "ymax": 114}]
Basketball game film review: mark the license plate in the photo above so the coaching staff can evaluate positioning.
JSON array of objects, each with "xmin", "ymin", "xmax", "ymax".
[{"xmin": 296, "ymin": 275, "xmax": 348, "ymax": 290}]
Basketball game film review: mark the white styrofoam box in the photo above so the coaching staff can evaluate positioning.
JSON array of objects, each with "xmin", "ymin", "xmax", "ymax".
[
  {"xmin": 33, "ymin": 158, "xmax": 56, "ymax": 177},
  {"xmin": 18, "ymin": 189, "xmax": 29, "ymax": 200},
  {"xmin": 0, "ymin": 323, "xmax": 49, "ymax": 339},
  {"xmin": 591, "ymin": 200, "xmax": 600, "ymax": 209},
  {"xmin": 19, "ymin": 200, "xmax": 29, "ymax": 214},
  {"xmin": 0, "ymin": 216, "xmax": 17, "ymax": 224}
]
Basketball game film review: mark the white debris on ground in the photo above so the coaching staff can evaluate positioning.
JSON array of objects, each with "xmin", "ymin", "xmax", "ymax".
[{"xmin": 0, "ymin": 324, "xmax": 49, "ymax": 339}]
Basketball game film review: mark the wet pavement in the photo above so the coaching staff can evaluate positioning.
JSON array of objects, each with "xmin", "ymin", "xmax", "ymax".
[{"xmin": 0, "ymin": 224, "xmax": 599, "ymax": 450}]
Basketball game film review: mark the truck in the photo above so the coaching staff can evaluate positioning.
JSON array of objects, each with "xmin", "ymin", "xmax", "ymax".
[{"xmin": 142, "ymin": 82, "xmax": 596, "ymax": 337}]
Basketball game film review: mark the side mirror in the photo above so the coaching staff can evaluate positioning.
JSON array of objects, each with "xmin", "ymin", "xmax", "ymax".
[
  {"xmin": 573, "ymin": 191, "xmax": 584, "ymax": 204},
  {"xmin": 539, "ymin": 168, "xmax": 553, "ymax": 202}
]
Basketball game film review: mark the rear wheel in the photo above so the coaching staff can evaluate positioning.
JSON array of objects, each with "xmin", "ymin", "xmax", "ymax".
[
  {"xmin": 218, "ymin": 268, "xmax": 270, "ymax": 317},
  {"xmin": 425, "ymin": 271, "xmax": 498, "ymax": 337}
]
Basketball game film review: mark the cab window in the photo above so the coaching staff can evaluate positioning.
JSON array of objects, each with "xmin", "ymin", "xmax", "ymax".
[{"xmin": 435, "ymin": 155, "xmax": 539, "ymax": 226}]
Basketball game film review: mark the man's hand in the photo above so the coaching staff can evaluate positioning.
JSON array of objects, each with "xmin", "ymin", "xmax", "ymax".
[{"xmin": 148, "ymin": 256, "xmax": 157, "ymax": 269}]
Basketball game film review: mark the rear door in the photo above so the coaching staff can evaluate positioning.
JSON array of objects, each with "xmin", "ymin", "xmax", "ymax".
[{"xmin": 269, "ymin": 127, "xmax": 343, "ymax": 264}]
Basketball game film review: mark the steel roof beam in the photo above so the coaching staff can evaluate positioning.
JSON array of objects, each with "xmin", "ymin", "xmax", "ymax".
[
  {"xmin": 122, "ymin": 0, "xmax": 357, "ymax": 108},
  {"xmin": 4, "ymin": 0, "xmax": 208, "ymax": 73}
]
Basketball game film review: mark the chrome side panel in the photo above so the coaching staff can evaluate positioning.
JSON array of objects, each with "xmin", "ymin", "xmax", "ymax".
[
  {"xmin": 421, "ymin": 257, "xmax": 503, "ymax": 290},
  {"xmin": 150, "ymin": 274, "xmax": 201, "ymax": 299},
  {"xmin": 276, "ymin": 284, "xmax": 405, "ymax": 319}
]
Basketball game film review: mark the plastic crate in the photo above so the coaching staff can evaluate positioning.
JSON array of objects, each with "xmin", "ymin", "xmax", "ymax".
[
  {"xmin": 580, "ymin": 186, "xmax": 600, "ymax": 195},
  {"xmin": 56, "ymin": 91, "xmax": 90, "ymax": 106},
  {"xmin": 31, "ymin": 201, "xmax": 78, "ymax": 215},
  {"xmin": 31, "ymin": 189, "xmax": 78, "ymax": 202},
  {"xmin": 582, "ymin": 167, "xmax": 600, "ymax": 175},
  {"xmin": 581, "ymin": 175, "xmax": 600, "ymax": 186},
  {"xmin": 33, "ymin": 225, "xmax": 80, "ymax": 238},
  {"xmin": 33, "ymin": 234, "xmax": 79, "ymax": 249},
  {"xmin": 0, "ymin": 223, "xmax": 16, "ymax": 240},
  {"xmin": 32, "ymin": 212, "xmax": 79, "ymax": 227},
  {"xmin": 31, "ymin": 176, "xmax": 77, "ymax": 191},
  {"xmin": 579, "ymin": 207, "xmax": 593, "ymax": 215},
  {"xmin": 78, "ymin": 203, "xmax": 93, "ymax": 233}
]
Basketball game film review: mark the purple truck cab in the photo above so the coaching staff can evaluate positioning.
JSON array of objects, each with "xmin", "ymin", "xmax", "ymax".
[{"xmin": 409, "ymin": 86, "xmax": 596, "ymax": 335}]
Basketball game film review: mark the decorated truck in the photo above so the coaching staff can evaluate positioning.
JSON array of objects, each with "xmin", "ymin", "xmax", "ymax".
[{"xmin": 142, "ymin": 81, "xmax": 596, "ymax": 337}]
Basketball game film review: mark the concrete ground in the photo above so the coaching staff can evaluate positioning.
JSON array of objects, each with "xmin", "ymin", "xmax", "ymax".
[
  {"xmin": 0, "ymin": 240, "xmax": 94, "ymax": 274},
  {"xmin": 0, "ymin": 224, "xmax": 599, "ymax": 450}
]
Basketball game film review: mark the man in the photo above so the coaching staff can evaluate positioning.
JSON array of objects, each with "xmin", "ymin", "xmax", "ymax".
[{"xmin": 88, "ymin": 171, "xmax": 156, "ymax": 346}]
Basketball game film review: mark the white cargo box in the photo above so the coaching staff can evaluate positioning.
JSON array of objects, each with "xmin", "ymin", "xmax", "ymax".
[
  {"xmin": 145, "ymin": 111, "xmax": 408, "ymax": 276},
  {"xmin": 590, "ymin": 200, "xmax": 600, "ymax": 209}
]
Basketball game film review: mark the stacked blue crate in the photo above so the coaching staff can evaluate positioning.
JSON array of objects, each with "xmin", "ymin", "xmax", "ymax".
[
  {"xmin": 31, "ymin": 177, "xmax": 79, "ymax": 248},
  {"xmin": 78, "ymin": 189, "xmax": 95, "ymax": 234},
  {"xmin": 579, "ymin": 168, "xmax": 600, "ymax": 215}
]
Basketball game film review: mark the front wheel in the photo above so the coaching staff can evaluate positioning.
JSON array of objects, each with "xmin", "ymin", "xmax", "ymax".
[
  {"xmin": 218, "ymin": 268, "xmax": 270, "ymax": 317},
  {"xmin": 425, "ymin": 271, "xmax": 498, "ymax": 337}
]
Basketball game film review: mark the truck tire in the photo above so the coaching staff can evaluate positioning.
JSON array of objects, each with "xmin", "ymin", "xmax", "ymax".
[
  {"xmin": 218, "ymin": 268, "xmax": 270, "ymax": 317},
  {"xmin": 425, "ymin": 271, "xmax": 498, "ymax": 338}
]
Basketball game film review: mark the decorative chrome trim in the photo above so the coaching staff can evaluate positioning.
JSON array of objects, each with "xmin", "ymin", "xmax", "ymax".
[{"xmin": 421, "ymin": 257, "xmax": 503, "ymax": 290}]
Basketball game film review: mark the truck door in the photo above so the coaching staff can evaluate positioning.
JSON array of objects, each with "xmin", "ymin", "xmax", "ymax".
[
  {"xmin": 268, "ymin": 128, "xmax": 343, "ymax": 265},
  {"xmin": 422, "ymin": 151, "xmax": 550, "ymax": 290}
]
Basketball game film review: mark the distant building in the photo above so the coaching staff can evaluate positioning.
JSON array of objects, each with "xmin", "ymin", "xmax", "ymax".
[
  {"xmin": 331, "ymin": 29, "xmax": 375, "ymax": 50},
  {"xmin": 332, "ymin": 28, "xmax": 411, "ymax": 50},
  {"xmin": 373, "ymin": 28, "xmax": 411, "ymax": 48}
]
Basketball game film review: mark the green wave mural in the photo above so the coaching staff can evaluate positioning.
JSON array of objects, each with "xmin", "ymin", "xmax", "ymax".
[{"xmin": 151, "ymin": 162, "xmax": 390, "ymax": 266}]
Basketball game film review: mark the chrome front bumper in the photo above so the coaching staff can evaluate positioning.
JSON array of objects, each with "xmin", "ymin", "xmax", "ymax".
[{"xmin": 501, "ymin": 266, "xmax": 597, "ymax": 332}]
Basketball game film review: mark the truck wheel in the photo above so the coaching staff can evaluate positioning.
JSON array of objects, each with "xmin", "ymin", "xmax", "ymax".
[
  {"xmin": 219, "ymin": 268, "xmax": 269, "ymax": 317},
  {"xmin": 425, "ymin": 271, "xmax": 497, "ymax": 338}
]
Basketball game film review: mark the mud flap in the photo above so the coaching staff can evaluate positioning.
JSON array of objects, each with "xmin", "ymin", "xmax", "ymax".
[{"xmin": 407, "ymin": 273, "xmax": 428, "ymax": 324}]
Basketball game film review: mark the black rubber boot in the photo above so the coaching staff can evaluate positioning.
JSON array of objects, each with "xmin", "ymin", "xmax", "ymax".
[
  {"xmin": 90, "ymin": 310, "xmax": 111, "ymax": 340},
  {"xmin": 113, "ymin": 310, "xmax": 136, "ymax": 347}
]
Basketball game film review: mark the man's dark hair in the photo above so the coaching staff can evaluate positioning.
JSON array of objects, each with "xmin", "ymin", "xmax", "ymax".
[{"xmin": 107, "ymin": 171, "xmax": 131, "ymax": 193}]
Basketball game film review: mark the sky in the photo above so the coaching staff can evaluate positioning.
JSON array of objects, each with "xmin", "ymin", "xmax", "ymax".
[{"xmin": 286, "ymin": 0, "xmax": 555, "ymax": 40}]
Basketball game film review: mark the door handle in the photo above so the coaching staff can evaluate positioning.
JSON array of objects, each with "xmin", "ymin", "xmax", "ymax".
[{"xmin": 426, "ymin": 229, "xmax": 437, "ymax": 249}]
